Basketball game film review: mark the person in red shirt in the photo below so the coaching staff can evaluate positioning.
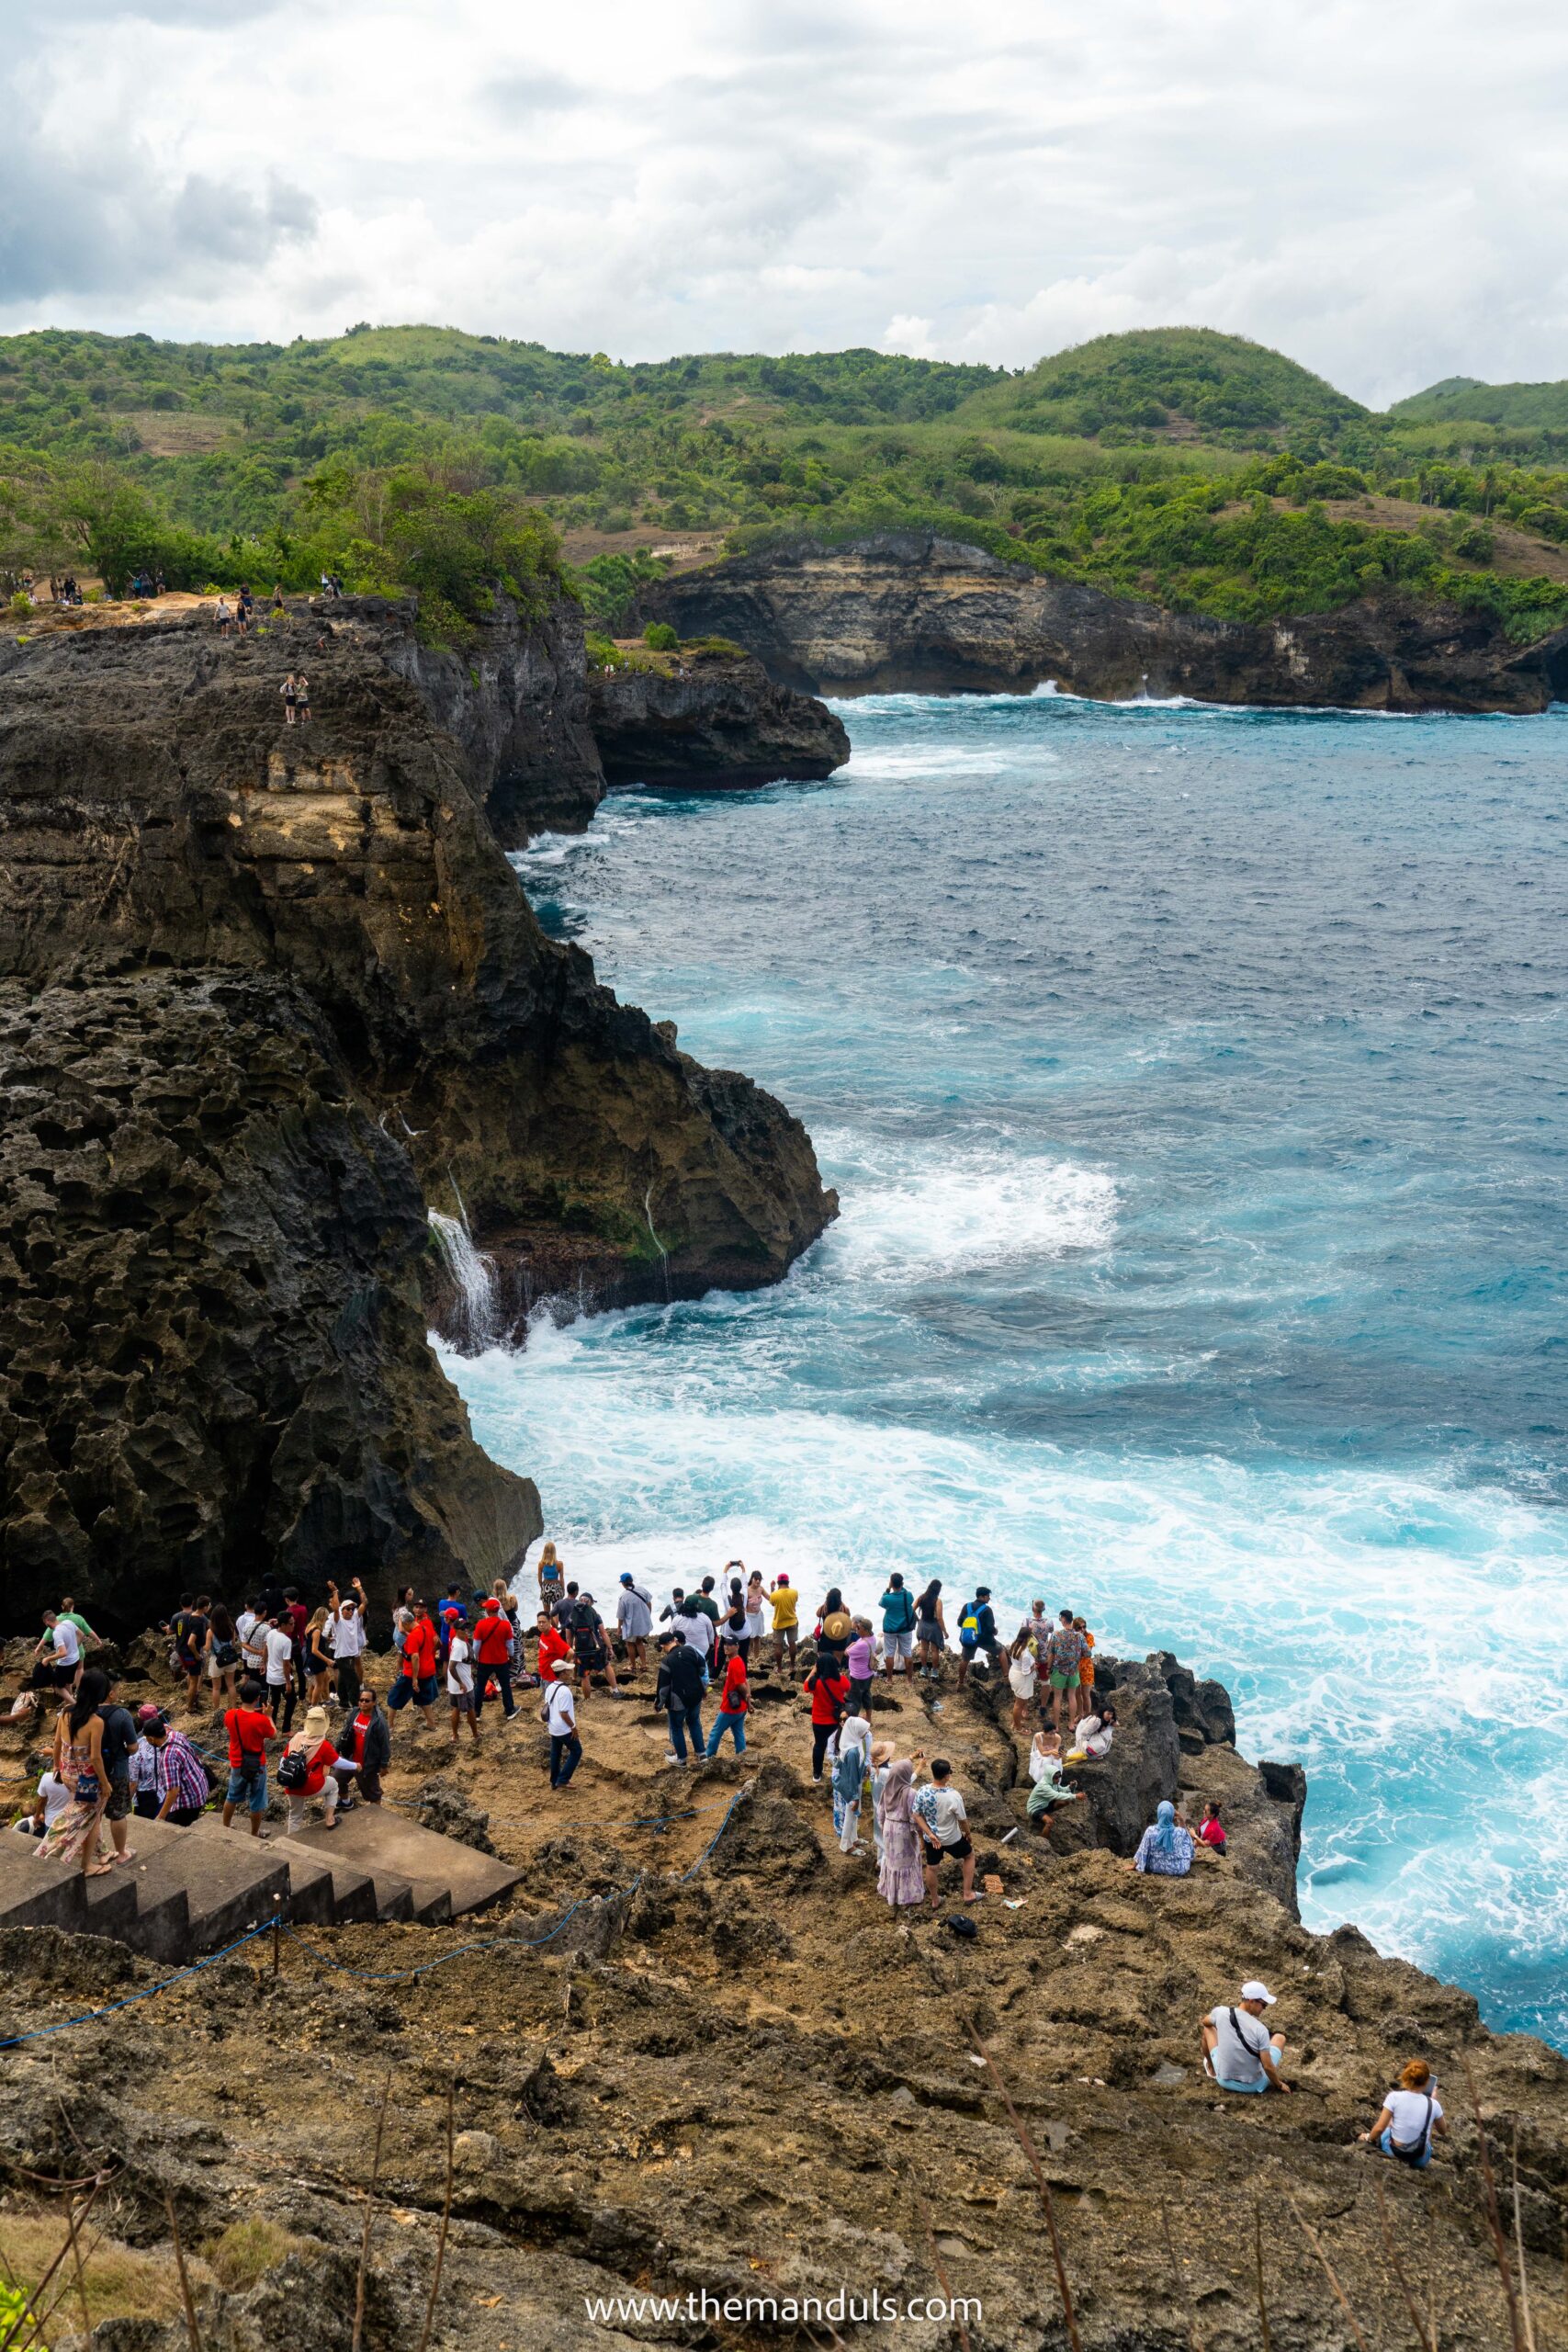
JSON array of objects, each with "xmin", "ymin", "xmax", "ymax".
[
  {"xmin": 1196, "ymin": 1801, "xmax": 1227, "ymax": 1852},
  {"xmin": 536, "ymin": 1610, "xmax": 570, "ymax": 1687},
  {"xmin": 705, "ymin": 1642, "xmax": 750, "ymax": 1757},
  {"xmin": 220, "ymin": 1678, "xmax": 276, "ymax": 1838},
  {"xmin": 805, "ymin": 1657, "xmax": 851, "ymax": 1783},
  {"xmin": 471, "ymin": 1598, "xmax": 519, "ymax": 1725},
  {"xmin": 280, "ymin": 1704, "xmax": 340, "ymax": 1833},
  {"xmin": 388, "ymin": 1603, "xmax": 439, "ymax": 1739}
]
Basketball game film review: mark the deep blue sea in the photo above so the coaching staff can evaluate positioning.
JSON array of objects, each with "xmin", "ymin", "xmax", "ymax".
[{"xmin": 446, "ymin": 689, "xmax": 1568, "ymax": 2043}]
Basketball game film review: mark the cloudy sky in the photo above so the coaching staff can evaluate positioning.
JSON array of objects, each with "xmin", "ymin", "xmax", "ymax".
[{"xmin": 4, "ymin": 0, "xmax": 1566, "ymax": 406}]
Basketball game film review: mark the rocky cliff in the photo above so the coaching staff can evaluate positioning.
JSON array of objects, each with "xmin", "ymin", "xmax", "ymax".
[
  {"xmin": 588, "ymin": 641, "xmax": 849, "ymax": 787},
  {"xmin": 0, "ymin": 597, "xmax": 836, "ymax": 1628},
  {"xmin": 638, "ymin": 529, "xmax": 1568, "ymax": 711}
]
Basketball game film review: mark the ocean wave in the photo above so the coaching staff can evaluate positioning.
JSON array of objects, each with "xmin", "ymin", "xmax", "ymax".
[{"xmin": 821, "ymin": 1142, "xmax": 1116, "ymax": 1280}]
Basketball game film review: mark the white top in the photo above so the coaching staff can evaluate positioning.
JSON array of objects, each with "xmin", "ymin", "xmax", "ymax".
[
  {"xmin": 1027, "ymin": 1743, "xmax": 1059, "ymax": 1784},
  {"xmin": 1010, "ymin": 1652, "xmax": 1039, "ymax": 1695},
  {"xmin": 237, "ymin": 1611, "xmax": 265, "ymax": 1667},
  {"xmin": 446, "ymin": 1636, "xmax": 474, "ymax": 1697},
  {"xmin": 675, "ymin": 1609, "xmax": 714, "ymax": 1660},
  {"xmin": 615, "ymin": 1586, "xmax": 654, "ymax": 1639},
  {"xmin": 1075, "ymin": 1715, "xmax": 1113, "ymax": 1758},
  {"xmin": 544, "ymin": 1681, "xmax": 577, "ymax": 1736},
  {"xmin": 332, "ymin": 1608, "xmax": 367, "ymax": 1658},
  {"xmin": 1384, "ymin": 2087, "xmax": 1442, "ymax": 2147},
  {"xmin": 51, "ymin": 1622, "xmax": 81, "ymax": 1667},
  {"xmin": 1208, "ymin": 2006, "xmax": 1276, "ymax": 2086},
  {"xmin": 923, "ymin": 1785, "xmax": 968, "ymax": 1846},
  {"xmin": 37, "ymin": 1770, "xmax": 71, "ymax": 1826},
  {"xmin": 262, "ymin": 1627, "xmax": 294, "ymax": 1687}
]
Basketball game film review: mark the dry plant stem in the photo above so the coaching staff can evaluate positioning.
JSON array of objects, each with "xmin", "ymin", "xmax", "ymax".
[
  {"xmin": 1253, "ymin": 2200, "xmax": 1273, "ymax": 2352},
  {"xmin": 67, "ymin": 2192, "xmax": 92, "ymax": 2345},
  {"xmin": 966, "ymin": 2027, "xmax": 1082, "ymax": 2352},
  {"xmin": 30, "ymin": 2223, "xmax": 109, "ymax": 2351},
  {"xmin": 1160, "ymin": 2199, "xmax": 1205, "ymax": 2352},
  {"xmin": 1462, "ymin": 2057, "xmax": 1528, "ymax": 2352},
  {"xmin": 352, "ymin": 2069, "xmax": 394, "ymax": 2352},
  {"xmin": 414, "ymin": 2077, "xmax": 457, "ymax": 2352},
  {"xmin": 1375, "ymin": 2177, "xmax": 1437, "ymax": 2352},
  {"xmin": 0, "ymin": 2179, "xmax": 104, "ymax": 2352},
  {"xmin": 1512, "ymin": 2120, "xmax": 1537, "ymax": 2352},
  {"xmin": 909, "ymin": 2177, "xmax": 972, "ymax": 2352},
  {"xmin": 1287, "ymin": 2195, "xmax": 1372, "ymax": 2352},
  {"xmin": 164, "ymin": 2188, "xmax": 206, "ymax": 2352}
]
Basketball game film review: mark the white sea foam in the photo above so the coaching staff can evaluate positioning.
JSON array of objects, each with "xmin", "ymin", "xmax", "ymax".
[{"xmin": 826, "ymin": 1144, "xmax": 1116, "ymax": 1279}]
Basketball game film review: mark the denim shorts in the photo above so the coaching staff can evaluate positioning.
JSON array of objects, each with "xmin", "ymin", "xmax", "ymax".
[{"xmin": 226, "ymin": 1764, "xmax": 267, "ymax": 1813}]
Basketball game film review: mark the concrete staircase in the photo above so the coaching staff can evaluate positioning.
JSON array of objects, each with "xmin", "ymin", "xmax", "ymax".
[{"xmin": 0, "ymin": 1807, "xmax": 522, "ymax": 1962}]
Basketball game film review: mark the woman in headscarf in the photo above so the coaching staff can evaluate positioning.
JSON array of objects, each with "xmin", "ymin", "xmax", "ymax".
[
  {"xmin": 875, "ymin": 1758, "xmax": 927, "ymax": 1909},
  {"xmin": 1131, "ymin": 1798, "xmax": 1194, "ymax": 1878},
  {"xmin": 833, "ymin": 1713, "xmax": 873, "ymax": 1850}
]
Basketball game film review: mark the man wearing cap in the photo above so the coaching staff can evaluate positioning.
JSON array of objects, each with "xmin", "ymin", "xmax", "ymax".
[
  {"xmin": 615, "ymin": 1573, "xmax": 654, "ymax": 1678},
  {"xmin": 1201, "ymin": 1982, "xmax": 1292, "ymax": 2095},
  {"xmin": 471, "ymin": 1598, "xmax": 518, "ymax": 1724}
]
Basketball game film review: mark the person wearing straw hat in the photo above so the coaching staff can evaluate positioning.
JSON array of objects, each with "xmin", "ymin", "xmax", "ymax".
[{"xmin": 280, "ymin": 1706, "xmax": 341, "ymax": 1836}]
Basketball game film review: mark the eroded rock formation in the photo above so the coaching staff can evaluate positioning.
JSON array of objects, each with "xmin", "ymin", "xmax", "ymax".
[
  {"xmin": 638, "ymin": 529, "xmax": 1568, "ymax": 710},
  {"xmin": 589, "ymin": 642, "xmax": 849, "ymax": 787}
]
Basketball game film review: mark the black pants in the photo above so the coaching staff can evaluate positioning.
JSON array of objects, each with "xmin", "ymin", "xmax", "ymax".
[
  {"xmin": 336, "ymin": 1657, "xmax": 362, "ymax": 1709},
  {"xmin": 134, "ymin": 1796, "xmax": 201, "ymax": 1826},
  {"xmin": 549, "ymin": 1734, "xmax": 581, "ymax": 1788},
  {"xmin": 474, "ymin": 1663, "xmax": 514, "ymax": 1722},
  {"xmin": 811, "ymin": 1723, "xmax": 837, "ymax": 1780}
]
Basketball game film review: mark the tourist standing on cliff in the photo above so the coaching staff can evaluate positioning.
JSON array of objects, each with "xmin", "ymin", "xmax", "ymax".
[
  {"xmin": 327, "ymin": 1580, "xmax": 368, "ymax": 1710},
  {"xmin": 914, "ymin": 1580, "xmax": 945, "ymax": 1678},
  {"xmin": 541, "ymin": 1660, "xmax": 581, "ymax": 1788},
  {"xmin": 31, "ymin": 1611, "xmax": 83, "ymax": 1699},
  {"xmin": 955, "ymin": 1589, "xmax": 1001, "ymax": 1687},
  {"xmin": 220, "ymin": 1679, "xmax": 274, "ymax": 1837},
  {"xmin": 876, "ymin": 1758, "xmax": 927, "ymax": 1910},
  {"xmin": 134, "ymin": 1707, "xmax": 210, "ymax": 1825},
  {"xmin": 705, "ymin": 1641, "xmax": 750, "ymax": 1755},
  {"xmin": 446, "ymin": 1618, "xmax": 480, "ymax": 1747},
  {"xmin": 388, "ymin": 1602, "xmax": 440, "ymax": 1739},
  {"xmin": 294, "ymin": 673, "xmax": 310, "ymax": 724},
  {"xmin": 37, "ymin": 1677, "xmax": 112, "ymax": 1877},
  {"xmin": 1044, "ymin": 1610, "xmax": 1086, "ymax": 1737},
  {"xmin": 912, "ymin": 1758, "xmax": 977, "ymax": 1905},
  {"xmin": 472, "ymin": 1597, "xmax": 518, "ymax": 1723},
  {"xmin": 769, "ymin": 1575, "xmax": 799, "ymax": 1674},
  {"xmin": 96, "ymin": 1679, "xmax": 141, "ymax": 1868},
  {"xmin": 743, "ymin": 1570, "xmax": 768, "ymax": 1655},
  {"xmin": 536, "ymin": 1543, "xmax": 565, "ymax": 1616},
  {"xmin": 615, "ymin": 1573, "xmax": 654, "ymax": 1678},
  {"xmin": 805, "ymin": 1651, "xmax": 851, "ymax": 1783},
  {"xmin": 845, "ymin": 1619, "xmax": 875, "ymax": 1716},
  {"xmin": 260, "ymin": 1611, "xmax": 297, "ymax": 1731},
  {"xmin": 879, "ymin": 1575, "xmax": 918, "ymax": 1678},
  {"xmin": 1201, "ymin": 1982, "xmax": 1291, "ymax": 2095},
  {"xmin": 656, "ymin": 1630, "xmax": 706, "ymax": 1763}
]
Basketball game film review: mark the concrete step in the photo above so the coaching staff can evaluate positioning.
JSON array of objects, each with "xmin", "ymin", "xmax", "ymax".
[
  {"xmin": 186, "ymin": 1815, "xmax": 336, "ymax": 1928},
  {"xmin": 292, "ymin": 1807, "xmax": 521, "ymax": 1924},
  {"xmin": 0, "ymin": 1831, "xmax": 99, "ymax": 1931},
  {"xmin": 83, "ymin": 1819, "xmax": 290, "ymax": 1962}
]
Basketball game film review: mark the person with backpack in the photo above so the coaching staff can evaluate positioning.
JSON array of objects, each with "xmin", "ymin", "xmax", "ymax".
[
  {"xmin": 1358, "ymin": 2059, "xmax": 1448, "ymax": 2167},
  {"xmin": 471, "ymin": 1597, "xmax": 518, "ymax": 1723},
  {"xmin": 220, "ymin": 1679, "xmax": 276, "ymax": 1838},
  {"xmin": 279, "ymin": 1706, "xmax": 340, "ymax": 1834},
  {"xmin": 955, "ymin": 1589, "xmax": 1001, "ymax": 1687},
  {"xmin": 203, "ymin": 1605, "xmax": 241, "ymax": 1709},
  {"xmin": 805, "ymin": 1652, "xmax": 851, "ymax": 1783},
  {"xmin": 656, "ymin": 1631, "xmax": 707, "ymax": 1764},
  {"xmin": 1201, "ymin": 1981, "xmax": 1291, "ymax": 2095},
  {"xmin": 615, "ymin": 1574, "xmax": 654, "ymax": 1678},
  {"xmin": 878, "ymin": 1575, "xmax": 918, "ymax": 1677}
]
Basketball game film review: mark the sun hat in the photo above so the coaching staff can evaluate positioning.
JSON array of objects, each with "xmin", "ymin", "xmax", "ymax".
[
  {"xmin": 302, "ymin": 1706, "xmax": 330, "ymax": 1742},
  {"xmin": 821, "ymin": 1610, "xmax": 852, "ymax": 1643},
  {"xmin": 1240, "ymin": 1979, "xmax": 1277, "ymax": 2005}
]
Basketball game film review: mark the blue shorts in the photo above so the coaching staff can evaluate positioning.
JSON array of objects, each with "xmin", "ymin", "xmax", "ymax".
[
  {"xmin": 389, "ymin": 1673, "xmax": 437, "ymax": 1712},
  {"xmin": 1380, "ymin": 2126, "xmax": 1432, "ymax": 2168},
  {"xmin": 226, "ymin": 1765, "xmax": 267, "ymax": 1813},
  {"xmin": 1213, "ymin": 2076, "xmax": 1269, "ymax": 2095}
]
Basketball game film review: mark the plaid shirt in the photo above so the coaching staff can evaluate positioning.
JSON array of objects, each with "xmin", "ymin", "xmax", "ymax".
[{"xmin": 152, "ymin": 1731, "xmax": 210, "ymax": 1813}]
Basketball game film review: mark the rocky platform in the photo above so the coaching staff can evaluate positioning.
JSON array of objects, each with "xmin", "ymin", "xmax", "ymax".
[
  {"xmin": 588, "ymin": 641, "xmax": 849, "ymax": 789},
  {"xmin": 0, "ymin": 1640, "xmax": 1563, "ymax": 2350},
  {"xmin": 637, "ymin": 529, "xmax": 1568, "ymax": 711},
  {"xmin": 0, "ymin": 599, "xmax": 835, "ymax": 1625}
]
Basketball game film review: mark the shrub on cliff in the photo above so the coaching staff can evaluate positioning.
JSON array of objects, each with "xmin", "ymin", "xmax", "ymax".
[{"xmin": 643, "ymin": 620, "xmax": 678, "ymax": 650}]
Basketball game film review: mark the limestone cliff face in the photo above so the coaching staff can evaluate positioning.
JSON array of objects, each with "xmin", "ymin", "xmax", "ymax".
[
  {"xmin": 0, "ymin": 597, "xmax": 835, "ymax": 1626},
  {"xmin": 588, "ymin": 643, "xmax": 849, "ymax": 787},
  {"xmin": 638, "ymin": 530, "xmax": 1568, "ymax": 711}
]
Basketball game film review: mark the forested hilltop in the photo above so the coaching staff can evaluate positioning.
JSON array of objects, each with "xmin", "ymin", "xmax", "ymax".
[{"xmin": 7, "ymin": 321, "xmax": 1568, "ymax": 644}]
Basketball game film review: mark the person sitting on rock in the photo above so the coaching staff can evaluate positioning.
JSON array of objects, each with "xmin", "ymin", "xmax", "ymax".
[
  {"xmin": 1066, "ymin": 1703, "xmax": 1116, "ymax": 1763},
  {"xmin": 1025, "ymin": 1730, "xmax": 1083, "ymax": 1838},
  {"xmin": 1358, "ymin": 2059, "xmax": 1447, "ymax": 2167},
  {"xmin": 1196, "ymin": 1800, "xmax": 1226, "ymax": 1852},
  {"xmin": 1131, "ymin": 1799, "xmax": 1193, "ymax": 1878},
  {"xmin": 1201, "ymin": 1980, "xmax": 1291, "ymax": 2095}
]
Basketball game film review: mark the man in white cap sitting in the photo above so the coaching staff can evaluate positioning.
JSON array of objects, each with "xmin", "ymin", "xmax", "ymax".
[{"xmin": 1201, "ymin": 1980, "xmax": 1292, "ymax": 2095}]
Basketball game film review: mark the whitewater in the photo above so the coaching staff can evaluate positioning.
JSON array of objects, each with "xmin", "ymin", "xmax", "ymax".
[{"xmin": 443, "ymin": 686, "xmax": 1568, "ymax": 2045}]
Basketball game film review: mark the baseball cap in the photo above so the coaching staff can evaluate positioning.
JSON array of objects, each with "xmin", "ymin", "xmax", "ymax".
[
  {"xmin": 1240, "ymin": 1979, "xmax": 1277, "ymax": 2005},
  {"xmin": 620, "ymin": 1573, "xmax": 633, "ymax": 1585}
]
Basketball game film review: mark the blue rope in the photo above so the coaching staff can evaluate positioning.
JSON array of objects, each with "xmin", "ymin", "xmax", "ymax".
[{"xmin": 0, "ymin": 1916, "xmax": 276, "ymax": 2051}]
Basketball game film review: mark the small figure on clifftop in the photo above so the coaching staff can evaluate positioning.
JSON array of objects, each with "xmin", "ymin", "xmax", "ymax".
[
  {"xmin": 914, "ymin": 1579, "xmax": 945, "ymax": 1678},
  {"xmin": 879, "ymin": 1573, "xmax": 917, "ymax": 1677},
  {"xmin": 388, "ymin": 1601, "xmax": 440, "ymax": 1739},
  {"xmin": 656, "ymin": 1628, "xmax": 706, "ymax": 1764},
  {"xmin": 913, "ymin": 1756, "xmax": 977, "ymax": 1905},
  {"xmin": 616, "ymin": 1573, "xmax": 654, "ymax": 1679},
  {"xmin": 1132, "ymin": 1799, "xmax": 1192, "ymax": 1878},
  {"xmin": 769, "ymin": 1573, "xmax": 798, "ymax": 1675},
  {"xmin": 541, "ymin": 1659, "xmax": 581, "ymax": 1789}
]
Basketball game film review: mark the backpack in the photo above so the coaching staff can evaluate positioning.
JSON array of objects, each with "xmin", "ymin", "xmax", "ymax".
[
  {"xmin": 276, "ymin": 1747, "xmax": 310, "ymax": 1792},
  {"xmin": 886, "ymin": 1589, "xmax": 915, "ymax": 1631},
  {"xmin": 214, "ymin": 1640, "xmax": 239, "ymax": 1668},
  {"xmin": 958, "ymin": 1607, "xmax": 979, "ymax": 1648}
]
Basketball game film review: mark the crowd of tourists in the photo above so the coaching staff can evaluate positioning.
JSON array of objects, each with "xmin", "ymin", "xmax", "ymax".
[{"xmin": 3, "ymin": 1560, "xmax": 1448, "ymax": 2170}]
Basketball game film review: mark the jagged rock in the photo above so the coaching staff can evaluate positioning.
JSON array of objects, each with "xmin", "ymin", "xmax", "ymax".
[
  {"xmin": 588, "ymin": 642, "xmax": 849, "ymax": 786},
  {"xmin": 413, "ymin": 1775, "xmax": 498, "ymax": 1853},
  {"xmin": 637, "ymin": 530, "xmax": 1568, "ymax": 711}
]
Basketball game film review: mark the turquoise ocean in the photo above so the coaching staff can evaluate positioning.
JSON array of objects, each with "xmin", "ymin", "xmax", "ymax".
[{"xmin": 443, "ymin": 689, "xmax": 1568, "ymax": 2044}]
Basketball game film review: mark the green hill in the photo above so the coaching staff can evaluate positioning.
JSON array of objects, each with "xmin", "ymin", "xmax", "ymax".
[
  {"xmin": 955, "ymin": 327, "xmax": 1370, "ymax": 448},
  {"xmin": 1391, "ymin": 375, "xmax": 1568, "ymax": 430}
]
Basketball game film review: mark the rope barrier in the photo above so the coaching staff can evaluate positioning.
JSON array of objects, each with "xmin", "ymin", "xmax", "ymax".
[{"xmin": 0, "ymin": 1787, "xmax": 752, "ymax": 2041}]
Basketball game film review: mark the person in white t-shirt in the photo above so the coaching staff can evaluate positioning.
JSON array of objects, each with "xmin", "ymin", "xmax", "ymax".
[
  {"xmin": 1359, "ymin": 2058, "xmax": 1448, "ymax": 2168},
  {"xmin": 326, "ymin": 1580, "xmax": 368, "ymax": 1708},
  {"xmin": 261, "ymin": 1616, "xmax": 297, "ymax": 1730},
  {"xmin": 540, "ymin": 1661, "xmax": 581, "ymax": 1788},
  {"xmin": 446, "ymin": 1628, "xmax": 480, "ymax": 1747},
  {"xmin": 236, "ymin": 1606, "xmax": 267, "ymax": 1680},
  {"xmin": 32, "ymin": 1612, "xmax": 81, "ymax": 1693},
  {"xmin": 911, "ymin": 1758, "xmax": 976, "ymax": 1905},
  {"xmin": 1201, "ymin": 1981, "xmax": 1291, "ymax": 2095},
  {"xmin": 12, "ymin": 1770, "xmax": 71, "ymax": 1837}
]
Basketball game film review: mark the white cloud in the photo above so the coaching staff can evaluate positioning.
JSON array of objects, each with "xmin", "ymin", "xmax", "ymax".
[{"xmin": 3, "ymin": 0, "xmax": 1567, "ymax": 403}]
